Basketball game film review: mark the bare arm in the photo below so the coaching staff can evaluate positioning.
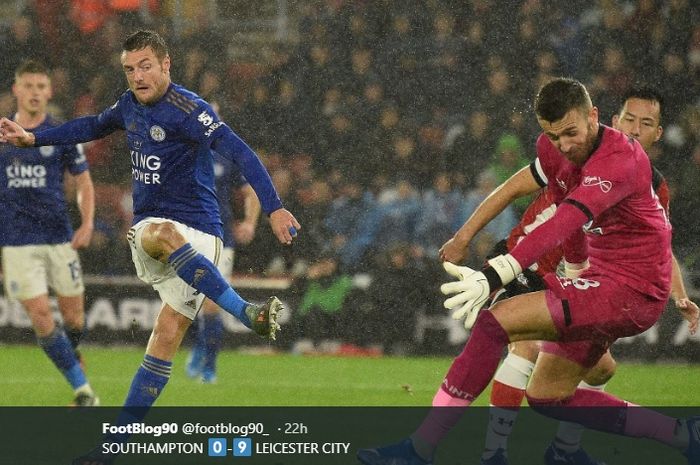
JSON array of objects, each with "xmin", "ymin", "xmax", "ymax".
[
  {"xmin": 439, "ymin": 166, "xmax": 541, "ymax": 264},
  {"xmin": 71, "ymin": 171, "xmax": 95, "ymax": 249},
  {"xmin": 671, "ymin": 253, "xmax": 700, "ymax": 334},
  {"xmin": 232, "ymin": 184, "xmax": 261, "ymax": 246}
]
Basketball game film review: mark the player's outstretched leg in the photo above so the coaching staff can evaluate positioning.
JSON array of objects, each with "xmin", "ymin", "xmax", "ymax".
[
  {"xmin": 526, "ymin": 388, "xmax": 692, "ymax": 463},
  {"xmin": 167, "ymin": 243, "xmax": 283, "ymax": 339}
]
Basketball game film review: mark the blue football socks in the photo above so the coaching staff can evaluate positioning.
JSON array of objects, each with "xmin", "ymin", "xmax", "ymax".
[
  {"xmin": 168, "ymin": 244, "xmax": 250, "ymax": 326},
  {"xmin": 38, "ymin": 328, "xmax": 87, "ymax": 389},
  {"xmin": 124, "ymin": 354, "xmax": 172, "ymax": 407},
  {"xmin": 103, "ymin": 354, "xmax": 173, "ymax": 448}
]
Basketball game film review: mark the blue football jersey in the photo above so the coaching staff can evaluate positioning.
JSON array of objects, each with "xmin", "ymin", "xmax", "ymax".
[
  {"xmin": 33, "ymin": 83, "xmax": 282, "ymax": 239},
  {"xmin": 213, "ymin": 152, "xmax": 248, "ymax": 248},
  {"xmin": 0, "ymin": 115, "xmax": 88, "ymax": 246}
]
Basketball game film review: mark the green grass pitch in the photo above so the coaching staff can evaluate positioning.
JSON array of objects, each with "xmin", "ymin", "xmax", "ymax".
[{"xmin": 1, "ymin": 345, "xmax": 698, "ymax": 406}]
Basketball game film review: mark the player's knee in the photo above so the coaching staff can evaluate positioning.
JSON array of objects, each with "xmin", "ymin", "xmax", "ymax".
[
  {"xmin": 26, "ymin": 308, "xmax": 55, "ymax": 336},
  {"xmin": 584, "ymin": 357, "xmax": 617, "ymax": 386},
  {"xmin": 510, "ymin": 340, "xmax": 540, "ymax": 363},
  {"xmin": 489, "ymin": 298, "xmax": 513, "ymax": 318},
  {"xmin": 141, "ymin": 222, "xmax": 187, "ymax": 262}
]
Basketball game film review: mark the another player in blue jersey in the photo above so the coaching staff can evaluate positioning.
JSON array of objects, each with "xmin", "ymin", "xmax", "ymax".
[
  {"xmin": 1, "ymin": 31, "xmax": 299, "ymax": 463},
  {"xmin": 0, "ymin": 60, "xmax": 98, "ymax": 406},
  {"xmin": 186, "ymin": 150, "xmax": 261, "ymax": 384}
]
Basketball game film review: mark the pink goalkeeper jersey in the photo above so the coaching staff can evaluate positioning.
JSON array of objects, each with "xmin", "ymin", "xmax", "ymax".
[{"xmin": 514, "ymin": 125, "xmax": 672, "ymax": 301}]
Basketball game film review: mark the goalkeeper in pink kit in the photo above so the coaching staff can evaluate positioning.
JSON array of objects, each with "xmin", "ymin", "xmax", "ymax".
[{"xmin": 357, "ymin": 77, "xmax": 700, "ymax": 465}]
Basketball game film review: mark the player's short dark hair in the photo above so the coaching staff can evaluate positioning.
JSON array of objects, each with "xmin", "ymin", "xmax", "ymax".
[
  {"xmin": 123, "ymin": 30, "xmax": 169, "ymax": 60},
  {"xmin": 14, "ymin": 59, "xmax": 50, "ymax": 80},
  {"xmin": 534, "ymin": 77, "xmax": 592, "ymax": 122},
  {"xmin": 621, "ymin": 85, "xmax": 664, "ymax": 123}
]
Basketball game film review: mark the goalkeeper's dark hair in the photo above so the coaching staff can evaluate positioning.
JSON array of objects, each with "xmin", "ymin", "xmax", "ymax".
[
  {"xmin": 620, "ymin": 85, "xmax": 664, "ymax": 123},
  {"xmin": 534, "ymin": 77, "xmax": 592, "ymax": 122},
  {"xmin": 123, "ymin": 30, "xmax": 169, "ymax": 61},
  {"xmin": 14, "ymin": 59, "xmax": 50, "ymax": 80}
]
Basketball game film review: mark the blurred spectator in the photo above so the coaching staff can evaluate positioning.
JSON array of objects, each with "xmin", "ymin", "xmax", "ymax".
[
  {"xmin": 489, "ymin": 133, "xmax": 531, "ymax": 212},
  {"xmin": 456, "ymin": 169, "xmax": 518, "ymax": 267},
  {"xmin": 415, "ymin": 173, "xmax": 463, "ymax": 258},
  {"xmin": 1, "ymin": 15, "xmax": 47, "ymax": 88},
  {"xmin": 444, "ymin": 110, "xmax": 495, "ymax": 190},
  {"xmin": 324, "ymin": 178, "xmax": 376, "ymax": 262},
  {"xmin": 338, "ymin": 179, "xmax": 420, "ymax": 271},
  {"xmin": 673, "ymin": 143, "xmax": 700, "ymax": 279},
  {"xmin": 69, "ymin": 0, "xmax": 113, "ymax": 36},
  {"xmin": 359, "ymin": 242, "xmax": 437, "ymax": 353}
]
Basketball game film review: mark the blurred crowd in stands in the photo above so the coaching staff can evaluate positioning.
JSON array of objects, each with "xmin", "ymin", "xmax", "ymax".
[{"xmin": 1, "ymin": 0, "xmax": 699, "ymax": 296}]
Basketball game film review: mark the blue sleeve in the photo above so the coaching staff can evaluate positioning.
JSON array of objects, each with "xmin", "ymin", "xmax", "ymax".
[
  {"xmin": 183, "ymin": 102, "xmax": 282, "ymax": 214},
  {"xmin": 62, "ymin": 143, "xmax": 89, "ymax": 175},
  {"xmin": 34, "ymin": 99, "xmax": 125, "ymax": 146},
  {"xmin": 211, "ymin": 129, "xmax": 282, "ymax": 215}
]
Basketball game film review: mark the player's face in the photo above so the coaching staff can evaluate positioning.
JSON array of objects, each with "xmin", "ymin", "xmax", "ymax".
[
  {"xmin": 121, "ymin": 46, "xmax": 171, "ymax": 105},
  {"xmin": 12, "ymin": 72, "xmax": 51, "ymax": 115},
  {"xmin": 612, "ymin": 98, "xmax": 662, "ymax": 152},
  {"xmin": 538, "ymin": 107, "xmax": 599, "ymax": 166}
]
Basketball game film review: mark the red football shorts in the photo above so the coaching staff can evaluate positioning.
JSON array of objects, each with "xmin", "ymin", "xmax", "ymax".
[{"xmin": 540, "ymin": 272, "xmax": 666, "ymax": 368}]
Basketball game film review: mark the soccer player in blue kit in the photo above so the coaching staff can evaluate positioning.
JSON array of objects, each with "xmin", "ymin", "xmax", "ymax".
[
  {"xmin": 0, "ymin": 59, "xmax": 98, "ymax": 406},
  {"xmin": 0, "ymin": 29, "xmax": 300, "ymax": 421},
  {"xmin": 186, "ymin": 150, "xmax": 261, "ymax": 384}
]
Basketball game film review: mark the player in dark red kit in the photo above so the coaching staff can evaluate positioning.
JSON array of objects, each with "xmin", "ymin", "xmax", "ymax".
[
  {"xmin": 437, "ymin": 87, "xmax": 699, "ymax": 465},
  {"xmin": 358, "ymin": 78, "xmax": 700, "ymax": 465}
]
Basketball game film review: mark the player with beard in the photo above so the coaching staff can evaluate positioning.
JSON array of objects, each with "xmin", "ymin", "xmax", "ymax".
[{"xmin": 439, "ymin": 86, "xmax": 699, "ymax": 465}]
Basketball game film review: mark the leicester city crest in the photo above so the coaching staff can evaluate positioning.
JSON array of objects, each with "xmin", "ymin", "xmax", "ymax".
[{"xmin": 150, "ymin": 125, "xmax": 166, "ymax": 142}]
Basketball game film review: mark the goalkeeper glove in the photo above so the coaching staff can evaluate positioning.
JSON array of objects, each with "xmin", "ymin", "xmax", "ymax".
[{"xmin": 441, "ymin": 254, "xmax": 522, "ymax": 329}]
